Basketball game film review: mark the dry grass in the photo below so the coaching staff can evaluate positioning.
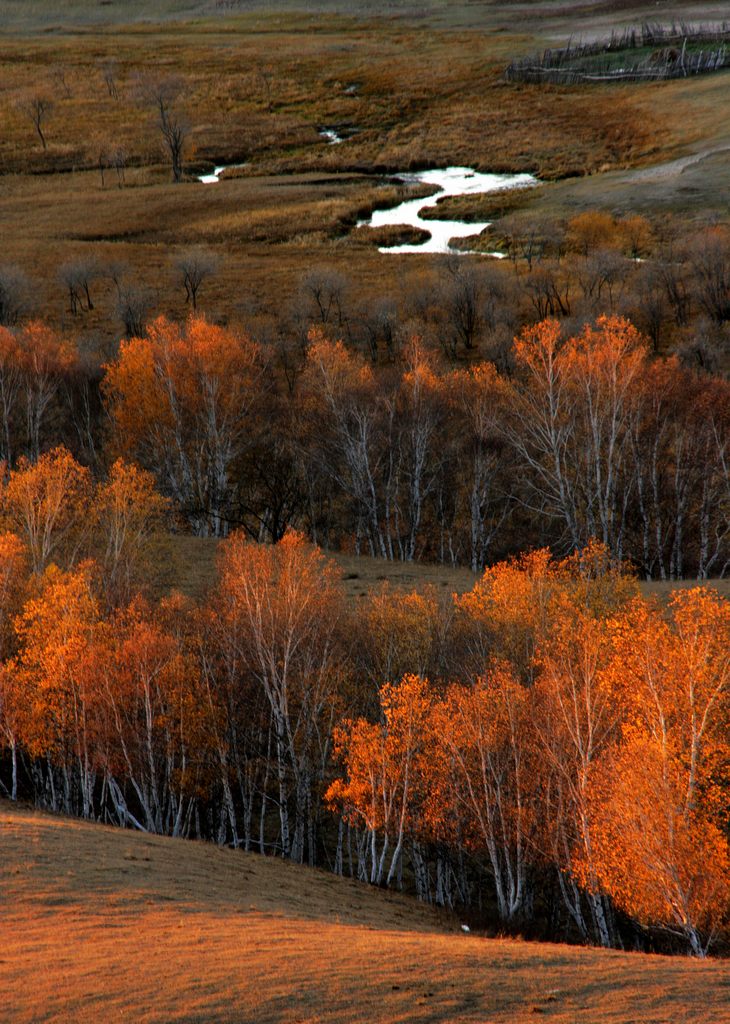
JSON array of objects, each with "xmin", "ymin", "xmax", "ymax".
[
  {"xmin": 167, "ymin": 535, "xmax": 481, "ymax": 601},
  {"xmin": 419, "ymin": 185, "xmax": 545, "ymax": 223},
  {"xmin": 3, "ymin": 8, "xmax": 723, "ymax": 338},
  {"xmin": 1, "ymin": 799, "xmax": 729, "ymax": 1024},
  {"xmin": 166, "ymin": 535, "xmax": 730, "ymax": 603}
]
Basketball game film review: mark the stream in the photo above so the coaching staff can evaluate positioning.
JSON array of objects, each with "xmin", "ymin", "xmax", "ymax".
[
  {"xmin": 361, "ymin": 166, "xmax": 538, "ymax": 254},
  {"xmin": 197, "ymin": 159, "xmax": 538, "ymax": 257},
  {"xmin": 197, "ymin": 164, "xmax": 246, "ymax": 184},
  {"xmin": 198, "ymin": 128, "xmax": 346, "ymax": 183}
]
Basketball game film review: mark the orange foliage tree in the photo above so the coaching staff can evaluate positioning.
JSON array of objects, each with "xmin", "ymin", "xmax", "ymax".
[
  {"xmin": 509, "ymin": 316, "xmax": 648, "ymax": 556},
  {"xmin": 96, "ymin": 594, "xmax": 210, "ymax": 835},
  {"xmin": 327, "ymin": 674, "xmax": 433, "ymax": 886},
  {"xmin": 213, "ymin": 529, "xmax": 347, "ymax": 863},
  {"xmin": 534, "ymin": 604, "xmax": 625, "ymax": 947},
  {"xmin": 103, "ymin": 315, "xmax": 265, "ymax": 536},
  {"xmin": 2, "ymin": 446, "xmax": 92, "ymax": 573},
  {"xmin": 0, "ymin": 532, "xmax": 29, "ymax": 799},
  {"xmin": 588, "ymin": 588, "xmax": 730, "ymax": 955},
  {"xmin": 358, "ymin": 583, "xmax": 448, "ymax": 690},
  {"xmin": 430, "ymin": 664, "xmax": 534, "ymax": 922},
  {"xmin": 93, "ymin": 458, "xmax": 170, "ymax": 606},
  {"xmin": 15, "ymin": 562, "xmax": 102, "ymax": 817}
]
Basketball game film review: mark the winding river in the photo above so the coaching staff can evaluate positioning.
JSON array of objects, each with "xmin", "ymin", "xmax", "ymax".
[
  {"xmin": 198, "ymin": 159, "xmax": 538, "ymax": 256},
  {"xmin": 361, "ymin": 167, "xmax": 538, "ymax": 254}
]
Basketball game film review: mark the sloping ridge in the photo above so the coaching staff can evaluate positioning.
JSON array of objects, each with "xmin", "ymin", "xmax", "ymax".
[
  {"xmin": 0, "ymin": 799, "xmax": 447, "ymax": 934},
  {"xmin": 1, "ymin": 800, "xmax": 729, "ymax": 1024}
]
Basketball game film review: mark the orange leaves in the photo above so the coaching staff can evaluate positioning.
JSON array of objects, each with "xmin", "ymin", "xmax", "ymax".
[
  {"xmin": 102, "ymin": 333, "xmax": 163, "ymax": 450},
  {"xmin": 93, "ymin": 459, "xmax": 170, "ymax": 605},
  {"xmin": 566, "ymin": 211, "xmax": 622, "ymax": 256},
  {"xmin": 2, "ymin": 446, "xmax": 92, "ymax": 573},
  {"xmin": 17, "ymin": 320, "xmax": 76, "ymax": 379},
  {"xmin": 431, "ymin": 665, "xmax": 532, "ymax": 848},
  {"xmin": 360, "ymin": 583, "xmax": 445, "ymax": 686},
  {"xmin": 587, "ymin": 733, "xmax": 730, "ymax": 954},
  {"xmin": 216, "ymin": 528, "xmax": 344, "ymax": 646},
  {"xmin": 445, "ymin": 360, "xmax": 509, "ymax": 429},
  {"xmin": 510, "ymin": 315, "xmax": 652, "ymax": 554},
  {"xmin": 513, "ymin": 317, "xmax": 563, "ymax": 382},
  {"xmin": 514, "ymin": 315, "xmax": 649, "ymax": 413},
  {"xmin": 15, "ymin": 561, "xmax": 101, "ymax": 763},
  {"xmin": 0, "ymin": 447, "xmax": 169, "ymax": 604},
  {"xmin": 103, "ymin": 315, "xmax": 265, "ymax": 535},
  {"xmin": 105, "ymin": 315, "xmax": 263, "ymax": 448},
  {"xmin": 213, "ymin": 529, "xmax": 349, "ymax": 859},
  {"xmin": 605, "ymin": 588, "xmax": 730, "ymax": 803},
  {"xmin": 214, "ymin": 528, "xmax": 346, "ymax": 723},
  {"xmin": 566, "ymin": 586, "xmax": 730, "ymax": 952},
  {"xmin": 303, "ymin": 331, "xmax": 376, "ymax": 404},
  {"xmin": 328, "ymin": 674, "xmax": 433, "ymax": 838},
  {"xmin": 0, "ymin": 532, "xmax": 30, "ymax": 777},
  {"xmin": 0, "ymin": 532, "xmax": 28, "ymax": 654}
]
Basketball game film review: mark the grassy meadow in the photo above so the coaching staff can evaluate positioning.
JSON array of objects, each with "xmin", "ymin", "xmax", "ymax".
[{"xmin": 2, "ymin": 800, "xmax": 730, "ymax": 1024}]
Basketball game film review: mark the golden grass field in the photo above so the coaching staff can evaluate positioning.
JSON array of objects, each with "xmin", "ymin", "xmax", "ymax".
[{"xmin": 2, "ymin": 799, "xmax": 730, "ymax": 1024}]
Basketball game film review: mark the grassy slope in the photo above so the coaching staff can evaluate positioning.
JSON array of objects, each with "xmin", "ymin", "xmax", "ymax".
[{"xmin": 2, "ymin": 799, "xmax": 729, "ymax": 1024}]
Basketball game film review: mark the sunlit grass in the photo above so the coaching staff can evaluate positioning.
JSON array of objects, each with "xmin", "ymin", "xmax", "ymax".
[{"xmin": 2, "ymin": 801, "xmax": 729, "ymax": 1024}]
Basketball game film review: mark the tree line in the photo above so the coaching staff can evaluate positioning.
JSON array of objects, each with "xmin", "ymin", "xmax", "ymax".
[
  {"xmin": 0, "ymin": 312, "xmax": 724, "ymax": 579},
  {"xmin": 0, "ymin": 522, "xmax": 727, "ymax": 958}
]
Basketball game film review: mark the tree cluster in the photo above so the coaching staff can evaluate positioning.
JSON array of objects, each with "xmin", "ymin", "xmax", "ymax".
[
  {"xmin": 104, "ymin": 314, "xmax": 728, "ymax": 579},
  {"xmin": 0, "ymin": 524, "xmax": 727, "ymax": 958},
  {"xmin": 0, "ymin": 314, "xmax": 725, "ymax": 578}
]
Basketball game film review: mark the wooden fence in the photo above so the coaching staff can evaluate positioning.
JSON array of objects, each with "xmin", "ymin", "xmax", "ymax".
[{"xmin": 505, "ymin": 22, "xmax": 730, "ymax": 84}]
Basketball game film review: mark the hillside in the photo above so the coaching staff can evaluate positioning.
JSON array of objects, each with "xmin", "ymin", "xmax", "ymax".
[{"xmin": 1, "ymin": 800, "xmax": 729, "ymax": 1024}]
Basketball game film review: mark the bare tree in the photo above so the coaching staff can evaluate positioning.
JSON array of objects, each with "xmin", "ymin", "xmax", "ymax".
[
  {"xmin": 522, "ymin": 265, "xmax": 572, "ymax": 319},
  {"xmin": 657, "ymin": 251, "xmax": 692, "ymax": 327},
  {"xmin": 51, "ymin": 66, "xmax": 72, "ymax": 99},
  {"xmin": 633, "ymin": 264, "xmax": 667, "ymax": 352},
  {"xmin": 108, "ymin": 263, "xmax": 153, "ymax": 337},
  {"xmin": 116, "ymin": 284, "xmax": 152, "ymax": 338},
  {"xmin": 500, "ymin": 214, "xmax": 558, "ymax": 269},
  {"xmin": 0, "ymin": 266, "xmax": 33, "ymax": 326},
  {"xmin": 141, "ymin": 77, "xmax": 189, "ymax": 183},
  {"xmin": 440, "ymin": 259, "xmax": 484, "ymax": 353},
  {"xmin": 356, "ymin": 296, "xmax": 400, "ymax": 362},
  {"xmin": 687, "ymin": 228, "xmax": 730, "ymax": 325},
  {"xmin": 575, "ymin": 249, "xmax": 629, "ymax": 313},
  {"xmin": 300, "ymin": 267, "xmax": 350, "ymax": 329},
  {"xmin": 17, "ymin": 94, "xmax": 53, "ymax": 150},
  {"xmin": 174, "ymin": 249, "xmax": 219, "ymax": 310},
  {"xmin": 59, "ymin": 259, "xmax": 99, "ymax": 315}
]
